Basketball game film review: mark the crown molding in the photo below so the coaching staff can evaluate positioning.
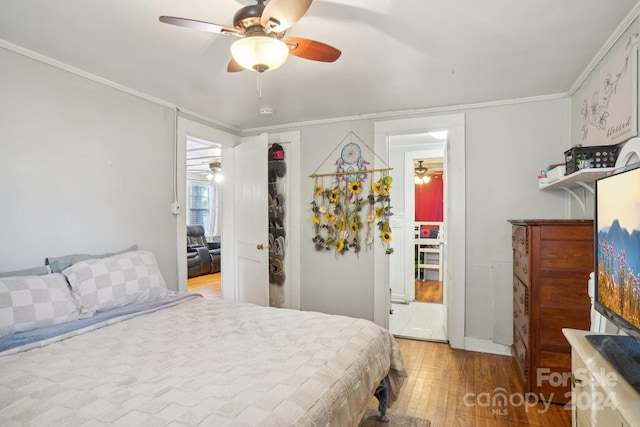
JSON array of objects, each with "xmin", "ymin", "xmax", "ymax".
[
  {"xmin": 241, "ymin": 93, "xmax": 568, "ymax": 135},
  {"xmin": 0, "ymin": 39, "xmax": 240, "ymax": 136},
  {"xmin": 568, "ymin": 1, "xmax": 640, "ymax": 95}
]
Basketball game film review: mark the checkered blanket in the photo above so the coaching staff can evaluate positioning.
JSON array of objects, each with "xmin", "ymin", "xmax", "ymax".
[{"xmin": 0, "ymin": 297, "xmax": 406, "ymax": 426}]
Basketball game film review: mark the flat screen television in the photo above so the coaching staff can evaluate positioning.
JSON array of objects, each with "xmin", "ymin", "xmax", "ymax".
[{"xmin": 591, "ymin": 163, "xmax": 640, "ymax": 393}]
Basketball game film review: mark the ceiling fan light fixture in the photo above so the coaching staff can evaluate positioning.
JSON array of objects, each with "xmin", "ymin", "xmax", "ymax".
[
  {"xmin": 230, "ymin": 36, "xmax": 289, "ymax": 73},
  {"xmin": 414, "ymin": 160, "xmax": 430, "ymax": 185}
]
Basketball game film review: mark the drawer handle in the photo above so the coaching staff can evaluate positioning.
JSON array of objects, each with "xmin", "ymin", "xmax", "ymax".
[
  {"xmin": 520, "ymin": 236, "xmax": 525, "ymax": 245},
  {"xmin": 522, "ymin": 324, "xmax": 527, "ymax": 334},
  {"xmin": 519, "ymin": 352, "xmax": 525, "ymax": 363},
  {"xmin": 519, "ymin": 295, "xmax": 524, "ymax": 304},
  {"xmin": 522, "ymin": 265, "xmax": 528, "ymax": 275}
]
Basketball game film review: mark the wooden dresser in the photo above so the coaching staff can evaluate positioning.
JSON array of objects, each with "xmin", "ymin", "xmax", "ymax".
[{"xmin": 508, "ymin": 219, "xmax": 593, "ymax": 403}]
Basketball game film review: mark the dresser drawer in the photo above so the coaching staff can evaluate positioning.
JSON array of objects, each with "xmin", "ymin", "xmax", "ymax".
[
  {"xmin": 513, "ymin": 250, "xmax": 530, "ymax": 286},
  {"xmin": 513, "ymin": 329, "xmax": 528, "ymax": 382},
  {"xmin": 513, "ymin": 281, "xmax": 529, "ymax": 343},
  {"xmin": 513, "ymin": 276, "xmax": 529, "ymax": 316},
  {"xmin": 512, "ymin": 225, "xmax": 528, "ymax": 254}
]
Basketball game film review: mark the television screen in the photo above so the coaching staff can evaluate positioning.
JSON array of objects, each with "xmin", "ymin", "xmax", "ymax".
[{"xmin": 594, "ymin": 164, "xmax": 640, "ymax": 339}]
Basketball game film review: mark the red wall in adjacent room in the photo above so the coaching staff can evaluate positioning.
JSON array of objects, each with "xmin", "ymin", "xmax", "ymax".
[{"xmin": 415, "ymin": 176, "xmax": 443, "ymax": 221}]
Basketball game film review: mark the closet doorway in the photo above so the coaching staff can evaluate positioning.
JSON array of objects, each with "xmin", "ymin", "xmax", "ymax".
[{"xmin": 388, "ymin": 133, "xmax": 447, "ymax": 342}]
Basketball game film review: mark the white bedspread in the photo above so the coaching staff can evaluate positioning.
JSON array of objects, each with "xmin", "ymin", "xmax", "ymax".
[{"xmin": 0, "ymin": 297, "xmax": 406, "ymax": 426}]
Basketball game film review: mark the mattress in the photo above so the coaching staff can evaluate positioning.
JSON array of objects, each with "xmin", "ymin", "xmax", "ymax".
[{"xmin": 0, "ymin": 296, "xmax": 406, "ymax": 426}]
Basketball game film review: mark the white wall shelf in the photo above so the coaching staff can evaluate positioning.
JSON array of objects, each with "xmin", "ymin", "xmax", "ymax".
[{"xmin": 538, "ymin": 168, "xmax": 614, "ymax": 213}]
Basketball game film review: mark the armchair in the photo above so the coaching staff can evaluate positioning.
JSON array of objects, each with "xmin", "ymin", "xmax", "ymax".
[
  {"xmin": 187, "ymin": 246, "xmax": 212, "ymax": 278},
  {"xmin": 186, "ymin": 225, "xmax": 221, "ymax": 277}
]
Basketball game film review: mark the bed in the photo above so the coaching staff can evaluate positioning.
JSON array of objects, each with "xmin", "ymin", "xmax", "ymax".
[{"xmin": 0, "ymin": 250, "xmax": 406, "ymax": 426}]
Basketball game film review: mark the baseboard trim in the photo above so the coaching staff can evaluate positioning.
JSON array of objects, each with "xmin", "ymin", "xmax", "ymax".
[{"xmin": 464, "ymin": 337, "xmax": 512, "ymax": 356}]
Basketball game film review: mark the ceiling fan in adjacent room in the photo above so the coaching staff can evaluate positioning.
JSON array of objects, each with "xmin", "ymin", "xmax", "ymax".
[{"xmin": 159, "ymin": 0, "xmax": 341, "ymax": 73}]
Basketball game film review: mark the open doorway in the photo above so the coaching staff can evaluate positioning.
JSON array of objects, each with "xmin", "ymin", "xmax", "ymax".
[
  {"xmin": 387, "ymin": 133, "xmax": 447, "ymax": 342},
  {"xmin": 185, "ymin": 136, "xmax": 223, "ymax": 299}
]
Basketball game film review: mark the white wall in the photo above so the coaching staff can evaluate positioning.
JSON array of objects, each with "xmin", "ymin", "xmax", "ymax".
[
  {"xmin": 464, "ymin": 100, "xmax": 569, "ymax": 340},
  {"xmin": 0, "ymin": 47, "xmax": 179, "ymax": 286},
  {"xmin": 298, "ymin": 120, "xmax": 375, "ymax": 320},
  {"xmin": 569, "ymin": 18, "xmax": 640, "ymax": 219},
  {"xmin": 284, "ymin": 97, "xmax": 570, "ymax": 340}
]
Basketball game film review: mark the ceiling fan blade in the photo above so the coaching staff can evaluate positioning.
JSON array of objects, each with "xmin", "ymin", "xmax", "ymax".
[
  {"xmin": 261, "ymin": 0, "xmax": 312, "ymax": 33},
  {"xmin": 283, "ymin": 37, "xmax": 341, "ymax": 62},
  {"xmin": 159, "ymin": 16, "xmax": 241, "ymax": 36},
  {"xmin": 227, "ymin": 58, "xmax": 245, "ymax": 73}
]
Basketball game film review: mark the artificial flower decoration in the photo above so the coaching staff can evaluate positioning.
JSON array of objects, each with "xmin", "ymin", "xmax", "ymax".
[
  {"xmin": 311, "ymin": 172, "xmax": 393, "ymax": 256},
  {"xmin": 374, "ymin": 174, "xmax": 394, "ymax": 254},
  {"xmin": 309, "ymin": 138, "xmax": 393, "ymax": 256},
  {"xmin": 372, "ymin": 182, "xmax": 382, "ymax": 194},
  {"xmin": 349, "ymin": 181, "xmax": 362, "ymax": 195},
  {"xmin": 350, "ymin": 221, "xmax": 359, "ymax": 235}
]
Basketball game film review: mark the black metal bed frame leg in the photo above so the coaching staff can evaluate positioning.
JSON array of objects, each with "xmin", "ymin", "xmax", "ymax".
[{"xmin": 373, "ymin": 376, "xmax": 390, "ymax": 422}]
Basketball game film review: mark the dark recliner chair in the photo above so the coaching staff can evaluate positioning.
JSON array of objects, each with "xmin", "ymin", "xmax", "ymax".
[
  {"xmin": 186, "ymin": 225, "xmax": 221, "ymax": 278},
  {"xmin": 187, "ymin": 246, "xmax": 212, "ymax": 278}
]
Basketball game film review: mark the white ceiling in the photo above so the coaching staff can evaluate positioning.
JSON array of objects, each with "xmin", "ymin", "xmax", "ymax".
[
  {"xmin": 187, "ymin": 137, "xmax": 221, "ymax": 176},
  {"xmin": 1, "ymin": 0, "xmax": 637, "ymax": 131}
]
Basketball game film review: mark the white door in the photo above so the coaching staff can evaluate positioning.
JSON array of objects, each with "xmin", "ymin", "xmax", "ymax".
[{"xmin": 234, "ymin": 133, "xmax": 269, "ymax": 305}]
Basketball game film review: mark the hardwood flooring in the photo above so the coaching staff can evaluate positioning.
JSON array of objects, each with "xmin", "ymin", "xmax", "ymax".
[
  {"xmin": 187, "ymin": 272, "xmax": 221, "ymax": 299},
  {"xmin": 415, "ymin": 280, "xmax": 443, "ymax": 303},
  {"xmin": 375, "ymin": 339, "xmax": 572, "ymax": 427},
  {"xmin": 188, "ymin": 275, "xmax": 571, "ymax": 425}
]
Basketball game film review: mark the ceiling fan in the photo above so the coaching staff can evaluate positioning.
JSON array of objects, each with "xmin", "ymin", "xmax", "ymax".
[{"xmin": 159, "ymin": 0, "xmax": 341, "ymax": 73}]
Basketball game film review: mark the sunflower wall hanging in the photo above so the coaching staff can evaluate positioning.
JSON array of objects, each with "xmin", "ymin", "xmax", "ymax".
[{"xmin": 310, "ymin": 132, "xmax": 394, "ymax": 256}]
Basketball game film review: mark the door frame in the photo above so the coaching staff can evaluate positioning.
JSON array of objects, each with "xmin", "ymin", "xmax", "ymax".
[
  {"xmin": 268, "ymin": 131, "xmax": 301, "ymax": 310},
  {"xmin": 176, "ymin": 116, "xmax": 239, "ymax": 296},
  {"xmin": 374, "ymin": 113, "xmax": 466, "ymax": 349},
  {"xmin": 403, "ymin": 146, "xmax": 444, "ymax": 302},
  {"xmin": 176, "ymin": 119, "xmax": 300, "ymax": 308}
]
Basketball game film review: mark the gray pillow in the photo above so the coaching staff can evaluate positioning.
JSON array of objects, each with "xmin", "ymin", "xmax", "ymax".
[
  {"xmin": 46, "ymin": 244, "xmax": 138, "ymax": 273},
  {"xmin": 62, "ymin": 250, "xmax": 168, "ymax": 317},
  {"xmin": 0, "ymin": 265, "xmax": 50, "ymax": 278},
  {"xmin": 0, "ymin": 273, "xmax": 81, "ymax": 337}
]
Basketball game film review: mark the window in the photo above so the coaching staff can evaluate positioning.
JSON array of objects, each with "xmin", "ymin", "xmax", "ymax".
[{"xmin": 188, "ymin": 182, "xmax": 211, "ymax": 232}]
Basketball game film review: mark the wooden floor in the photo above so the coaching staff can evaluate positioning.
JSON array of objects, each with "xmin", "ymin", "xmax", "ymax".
[
  {"xmin": 187, "ymin": 272, "xmax": 221, "ymax": 299},
  {"xmin": 187, "ymin": 276, "xmax": 571, "ymax": 426},
  {"xmin": 374, "ymin": 339, "xmax": 572, "ymax": 427},
  {"xmin": 415, "ymin": 280, "xmax": 443, "ymax": 303}
]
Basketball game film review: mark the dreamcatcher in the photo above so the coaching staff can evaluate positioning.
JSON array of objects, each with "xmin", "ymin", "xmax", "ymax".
[{"xmin": 310, "ymin": 132, "xmax": 393, "ymax": 256}]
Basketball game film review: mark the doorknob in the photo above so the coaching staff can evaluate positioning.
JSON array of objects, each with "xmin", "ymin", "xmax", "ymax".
[{"xmin": 257, "ymin": 243, "xmax": 264, "ymax": 250}]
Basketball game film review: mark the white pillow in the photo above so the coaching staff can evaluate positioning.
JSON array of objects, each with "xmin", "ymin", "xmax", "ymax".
[
  {"xmin": 62, "ymin": 250, "xmax": 169, "ymax": 316},
  {"xmin": 0, "ymin": 273, "xmax": 80, "ymax": 337}
]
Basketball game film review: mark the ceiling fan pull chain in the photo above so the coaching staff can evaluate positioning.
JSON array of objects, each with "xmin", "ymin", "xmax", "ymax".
[{"xmin": 257, "ymin": 73, "xmax": 263, "ymax": 99}]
